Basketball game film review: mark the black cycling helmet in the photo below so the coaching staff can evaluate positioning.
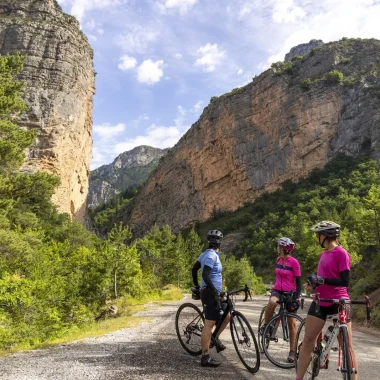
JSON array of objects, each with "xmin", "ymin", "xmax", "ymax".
[{"xmin": 311, "ymin": 221, "xmax": 340, "ymax": 238}]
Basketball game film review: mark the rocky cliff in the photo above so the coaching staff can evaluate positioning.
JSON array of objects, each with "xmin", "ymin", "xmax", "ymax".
[
  {"xmin": 113, "ymin": 38, "xmax": 380, "ymax": 236},
  {"xmin": 88, "ymin": 146, "xmax": 168, "ymax": 209},
  {"xmin": 0, "ymin": 0, "xmax": 95, "ymax": 220},
  {"xmin": 285, "ymin": 39, "xmax": 324, "ymax": 62}
]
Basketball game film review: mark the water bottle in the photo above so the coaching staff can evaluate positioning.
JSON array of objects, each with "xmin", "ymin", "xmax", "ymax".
[{"xmin": 323, "ymin": 325, "xmax": 334, "ymax": 343}]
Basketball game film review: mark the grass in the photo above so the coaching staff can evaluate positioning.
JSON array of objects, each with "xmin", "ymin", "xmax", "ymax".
[{"xmin": 0, "ymin": 286, "xmax": 183, "ymax": 356}]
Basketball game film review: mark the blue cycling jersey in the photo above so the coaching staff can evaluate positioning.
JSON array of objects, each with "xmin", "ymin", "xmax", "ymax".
[{"xmin": 198, "ymin": 249, "xmax": 222, "ymax": 292}]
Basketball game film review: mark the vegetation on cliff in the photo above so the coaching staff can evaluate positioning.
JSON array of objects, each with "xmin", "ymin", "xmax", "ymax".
[
  {"xmin": 194, "ymin": 153, "xmax": 380, "ymax": 325},
  {"xmin": 0, "ymin": 53, "xmax": 265, "ymax": 351}
]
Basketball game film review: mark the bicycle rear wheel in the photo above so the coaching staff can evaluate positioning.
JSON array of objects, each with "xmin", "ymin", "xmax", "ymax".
[
  {"xmin": 263, "ymin": 312, "xmax": 303, "ymax": 369},
  {"xmin": 230, "ymin": 310, "xmax": 260, "ymax": 374},
  {"xmin": 175, "ymin": 302, "xmax": 204, "ymax": 356},
  {"xmin": 340, "ymin": 326, "xmax": 352, "ymax": 380},
  {"xmin": 258, "ymin": 305, "xmax": 267, "ymax": 354},
  {"xmin": 295, "ymin": 318, "xmax": 320, "ymax": 380}
]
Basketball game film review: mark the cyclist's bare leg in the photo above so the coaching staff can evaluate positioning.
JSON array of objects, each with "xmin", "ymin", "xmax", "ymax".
[
  {"xmin": 296, "ymin": 315, "xmax": 325, "ymax": 378},
  {"xmin": 264, "ymin": 296, "xmax": 279, "ymax": 323},
  {"xmin": 215, "ymin": 313, "xmax": 230, "ymax": 339},
  {"xmin": 287, "ymin": 315, "xmax": 297, "ymax": 352},
  {"xmin": 347, "ymin": 322, "xmax": 358, "ymax": 380},
  {"xmin": 201, "ymin": 319, "xmax": 216, "ymax": 356}
]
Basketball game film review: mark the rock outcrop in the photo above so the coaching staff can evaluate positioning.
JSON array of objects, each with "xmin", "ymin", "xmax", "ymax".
[
  {"xmin": 114, "ymin": 38, "xmax": 380, "ymax": 236},
  {"xmin": 285, "ymin": 39, "xmax": 324, "ymax": 62},
  {"xmin": 0, "ymin": 0, "xmax": 95, "ymax": 220},
  {"xmin": 88, "ymin": 146, "xmax": 168, "ymax": 209}
]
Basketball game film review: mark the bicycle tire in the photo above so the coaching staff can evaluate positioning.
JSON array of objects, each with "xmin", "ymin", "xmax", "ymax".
[
  {"xmin": 175, "ymin": 302, "xmax": 205, "ymax": 356},
  {"xmin": 340, "ymin": 326, "xmax": 352, "ymax": 380},
  {"xmin": 258, "ymin": 305, "xmax": 267, "ymax": 354},
  {"xmin": 230, "ymin": 310, "xmax": 260, "ymax": 374},
  {"xmin": 295, "ymin": 318, "xmax": 319, "ymax": 380},
  {"xmin": 263, "ymin": 312, "xmax": 303, "ymax": 369}
]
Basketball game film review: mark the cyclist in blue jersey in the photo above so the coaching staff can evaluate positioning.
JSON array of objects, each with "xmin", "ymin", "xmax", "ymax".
[{"xmin": 192, "ymin": 230, "xmax": 227, "ymax": 367}]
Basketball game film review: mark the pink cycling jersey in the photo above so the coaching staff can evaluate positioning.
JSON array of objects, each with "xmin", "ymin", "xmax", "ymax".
[
  {"xmin": 273, "ymin": 256, "xmax": 301, "ymax": 292},
  {"xmin": 316, "ymin": 245, "xmax": 350, "ymax": 306}
]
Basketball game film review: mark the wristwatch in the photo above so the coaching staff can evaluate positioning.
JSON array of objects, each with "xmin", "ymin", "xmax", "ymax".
[{"xmin": 317, "ymin": 276, "xmax": 325, "ymax": 285}]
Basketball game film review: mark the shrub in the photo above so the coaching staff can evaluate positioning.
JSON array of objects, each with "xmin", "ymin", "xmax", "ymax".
[
  {"xmin": 325, "ymin": 70, "xmax": 344, "ymax": 84},
  {"xmin": 300, "ymin": 78, "xmax": 313, "ymax": 89},
  {"xmin": 271, "ymin": 61, "xmax": 293, "ymax": 75},
  {"xmin": 210, "ymin": 96, "xmax": 218, "ymax": 103}
]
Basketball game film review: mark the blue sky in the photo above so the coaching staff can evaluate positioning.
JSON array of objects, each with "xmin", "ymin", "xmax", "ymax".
[{"xmin": 57, "ymin": 0, "xmax": 380, "ymax": 169}]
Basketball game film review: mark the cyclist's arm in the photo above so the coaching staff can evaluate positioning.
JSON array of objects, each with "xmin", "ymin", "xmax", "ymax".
[
  {"xmin": 295, "ymin": 276, "xmax": 301, "ymax": 299},
  {"xmin": 202, "ymin": 265, "xmax": 217, "ymax": 292},
  {"xmin": 323, "ymin": 270, "xmax": 350, "ymax": 287},
  {"xmin": 192, "ymin": 260, "xmax": 201, "ymax": 287}
]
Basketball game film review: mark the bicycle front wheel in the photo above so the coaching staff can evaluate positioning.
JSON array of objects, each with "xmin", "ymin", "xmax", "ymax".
[
  {"xmin": 175, "ymin": 302, "xmax": 205, "ymax": 356},
  {"xmin": 340, "ymin": 326, "xmax": 352, "ymax": 380},
  {"xmin": 295, "ymin": 318, "xmax": 320, "ymax": 380},
  {"xmin": 230, "ymin": 310, "xmax": 260, "ymax": 374},
  {"xmin": 263, "ymin": 312, "xmax": 303, "ymax": 369},
  {"xmin": 258, "ymin": 305, "xmax": 267, "ymax": 354}
]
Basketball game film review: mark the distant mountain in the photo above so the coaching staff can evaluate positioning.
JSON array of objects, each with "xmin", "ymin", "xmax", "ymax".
[{"xmin": 87, "ymin": 146, "xmax": 169, "ymax": 209}]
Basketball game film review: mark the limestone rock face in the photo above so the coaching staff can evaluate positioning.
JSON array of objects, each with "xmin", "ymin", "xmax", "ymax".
[
  {"xmin": 0, "ymin": 0, "xmax": 95, "ymax": 220},
  {"xmin": 285, "ymin": 39, "xmax": 324, "ymax": 62},
  {"xmin": 115, "ymin": 39, "xmax": 380, "ymax": 236},
  {"xmin": 88, "ymin": 146, "xmax": 168, "ymax": 209}
]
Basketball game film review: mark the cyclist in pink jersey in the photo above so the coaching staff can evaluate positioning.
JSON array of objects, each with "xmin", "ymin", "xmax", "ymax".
[
  {"xmin": 261, "ymin": 237, "xmax": 302, "ymax": 363},
  {"xmin": 295, "ymin": 221, "xmax": 358, "ymax": 380}
]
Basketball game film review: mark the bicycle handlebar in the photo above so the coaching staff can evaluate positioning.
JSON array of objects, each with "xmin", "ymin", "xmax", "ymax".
[{"xmin": 221, "ymin": 284, "xmax": 252, "ymax": 303}]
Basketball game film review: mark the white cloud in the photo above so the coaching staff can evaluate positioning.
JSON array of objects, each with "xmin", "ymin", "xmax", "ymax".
[
  {"xmin": 192, "ymin": 101, "xmax": 204, "ymax": 114},
  {"xmin": 58, "ymin": 0, "xmax": 125, "ymax": 23},
  {"xmin": 237, "ymin": 68, "xmax": 243, "ymax": 75},
  {"xmin": 137, "ymin": 60, "xmax": 165, "ymax": 84},
  {"xmin": 118, "ymin": 55, "xmax": 137, "ymax": 71},
  {"xmin": 195, "ymin": 43, "xmax": 225, "ymax": 72},
  {"xmin": 115, "ymin": 25, "xmax": 158, "ymax": 54},
  {"xmin": 93, "ymin": 123, "xmax": 126, "ymax": 139},
  {"xmin": 272, "ymin": 0, "xmax": 306, "ymax": 24},
  {"xmin": 97, "ymin": 28, "xmax": 104, "ymax": 35},
  {"xmin": 156, "ymin": 0, "xmax": 198, "ymax": 14},
  {"xmin": 85, "ymin": 19, "xmax": 96, "ymax": 30},
  {"xmin": 175, "ymin": 53, "xmax": 183, "ymax": 59},
  {"xmin": 88, "ymin": 34, "xmax": 97, "ymax": 42}
]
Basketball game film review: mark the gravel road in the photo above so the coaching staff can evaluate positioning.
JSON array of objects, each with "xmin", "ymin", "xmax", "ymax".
[{"xmin": 0, "ymin": 295, "xmax": 379, "ymax": 380}]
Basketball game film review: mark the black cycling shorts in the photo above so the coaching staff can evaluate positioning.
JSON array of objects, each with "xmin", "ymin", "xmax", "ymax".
[
  {"xmin": 200, "ymin": 287, "xmax": 227, "ymax": 321},
  {"xmin": 308, "ymin": 301, "xmax": 352, "ymax": 322}
]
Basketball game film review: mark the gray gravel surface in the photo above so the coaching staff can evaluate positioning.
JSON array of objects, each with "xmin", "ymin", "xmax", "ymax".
[{"xmin": 0, "ymin": 295, "xmax": 379, "ymax": 379}]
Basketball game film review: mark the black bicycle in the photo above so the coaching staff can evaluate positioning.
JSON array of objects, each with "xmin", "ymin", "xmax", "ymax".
[
  {"xmin": 258, "ymin": 291, "xmax": 304, "ymax": 369},
  {"xmin": 175, "ymin": 284, "xmax": 260, "ymax": 374}
]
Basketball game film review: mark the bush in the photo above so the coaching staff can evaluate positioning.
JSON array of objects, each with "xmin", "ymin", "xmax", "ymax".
[
  {"xmin": 325, "ymin": 70, "xmax": 344, "ymax": 84},
  {"xmin": 271, "ymin": 61, "xmax": 293, "ymax": 75},
  {"xmin": 210, "ymin": 96, "xmax": 218, "ymax": 103},
  {"xmin": 300, "ymin": 78, "xmax": 313, "ymax": 89}
]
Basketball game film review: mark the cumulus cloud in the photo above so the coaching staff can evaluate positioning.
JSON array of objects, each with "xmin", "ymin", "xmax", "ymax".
[
  {"xmin": 237, "ymin": 68, "xmax": 243, "ymax": 75},
  {"xmin": 115, "ymin": 25, "xmax": 158, "ymax": 54},
  {"xmin": 195, "ymin": 43, "xmax": 225, "ymax": 72},
  {"xmin": 175, "ymin": 53, "xmax": 183, "ymax": 59},
  {"xmin": 137, "ymin": 60, "xmax": 165, "ymax": 84},
  {"xmin": 156, "ymin": 0, "xmax": 198, "ymax": 14},
  {"xmin": 93, "ymin": 123, "xmax": 126, "ymax": 139},
  {"xmin": 118, "ymin": 55, "xmax": 137, "ymax": 71}
]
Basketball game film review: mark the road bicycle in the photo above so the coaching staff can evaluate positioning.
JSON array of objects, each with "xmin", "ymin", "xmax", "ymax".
[
  {"xmin": 175, "ymin": 284, "xmax": 260, "ymax": 374},
  {"xmin": 258, "ymin": 291, "xmax": 304, "ymax": 369},
  {"xmin": 295, "ymin": 293, "xmax": 372, "ymax": 380}
]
